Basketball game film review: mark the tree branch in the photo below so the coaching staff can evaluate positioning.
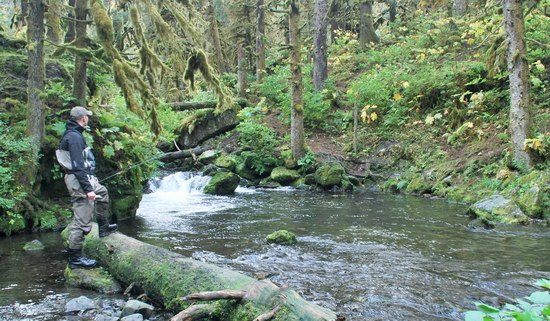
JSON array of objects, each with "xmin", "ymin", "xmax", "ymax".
[{"xmin": 180, "ymin": 290, "xmax": 246, "ymax": 302}]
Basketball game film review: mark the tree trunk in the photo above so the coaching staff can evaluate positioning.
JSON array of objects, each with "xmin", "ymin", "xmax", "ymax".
[
  {"xmin": 313, "ymin": 0, "xmax": 328, "ymax": 90},
  {"xmin": 237, "ymin": 44, "xmax": 247, "ymax": 98},
  {"xmin": 45, "ymin": 0, "xmax": 62, "ymax": 44},
  {"xmin": 504, "ymin": 0, "xmax": 533, "ymax": 168},
  {"xmin": 329, "ymin": 1, "xmax": 338, "ymax": 43},
  {"xmin": 453, "ymin": 0, "xmax": 468, "ymax": 17},
  {"xmin": 72, "ymin": 0, "xmax": 88, "ymax": 106},
  {"xmin": 84, "ymin": 232, "xmax": 338, "ymax": 320},
  {"xmin": 65, "ymin": 0, "xmax": 76, "ymax": 43},
  {"xmin": 255, "ymin": 0, "xmax": 266, "ymax": 82},
  {"xmin": 289, "ymin": 0, "xmax": 306, "ymax": 161},
  {"xmin": 208, "ymin": 0, "xmax": 227, "ymax": 73},
  {"xmin": 388, "ymin": 0, "xmax": 397, "ymax": 22},
  {"xmin": 353, "ymin": 96, "xmax": 358, "ymax": 154},
  {"xmin": 27, "ymin": 0, "xmax": 46, "ymax": 157},
  {"xmin": 359, "ymin": 1, "xmax": 379, "ymax": 47}
]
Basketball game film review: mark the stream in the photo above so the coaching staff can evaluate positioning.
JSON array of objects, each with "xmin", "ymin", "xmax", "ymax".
[{"xmin": 1, "ymin": 171, "xmax": 549, "ymax": 320}]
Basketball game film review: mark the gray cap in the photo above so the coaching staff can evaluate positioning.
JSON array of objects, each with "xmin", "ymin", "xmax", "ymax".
[{"xmin": 70, "ymin": 106, "xmax": 92, "ymax": 120}]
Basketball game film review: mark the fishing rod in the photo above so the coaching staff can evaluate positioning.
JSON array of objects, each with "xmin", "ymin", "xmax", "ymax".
[{"xmin": 99, "ymin": 153, "xmax": 165, "ymax": 183}]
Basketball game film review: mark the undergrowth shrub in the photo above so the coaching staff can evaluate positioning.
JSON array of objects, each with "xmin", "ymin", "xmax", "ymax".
[
  {"xmin": 235, "ymin": 122, "xmax": 280, "ymax": 175},
  {"xmin": 0, "ymin": 120, "xmax": 35, "ymax": 235}
]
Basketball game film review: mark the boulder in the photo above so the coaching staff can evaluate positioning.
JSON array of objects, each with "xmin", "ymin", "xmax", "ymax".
[
  {"xmin": 121, "ymin": 314, "xmax": 144, "ymax": 321},
  {"xmin": 235, "ymin": 155, "xmax": 257, "ymax": 181},
  {"xmin": 177, "ymin": 109, "xmax": 239, "ymax": 148},
  {"xmin": 197, "ymin": 150, "xmax": 218, "ymax": 164},
  {"xmin": 66, "ymin": 296, "xmax": 96, "ymax": 314},
  {"xmin": 468, "ymin": 194, "xmax": 528, "ymax": 224},
  {"xmin": 121, "ymin": 300, "xmax": 154, "ymax": 318},
  {"xmin": 204, "ymin": 172, "xmax": 240, "ymax": 195},
  {"xmin": 258, "ymin": 178, "xmax": 282, "ymax": 189},
  {"xmin": 23, "ymin": 240, "xmax": 44, "ymax": 251},
  {"xmin": 214, "ymin": 155, "xmax": 236, "ymax": 171},
  {"xmin": 94, "ymin": 315, "xmax": 120, "ymax": 321},
  {"xmin": 314, "ymin": 163, "xmax": 345, "ymax": 189},
  {"xmin": 266, "ymin": 230, "xmax": 298, "ymax": 245},
  {"xmin": 270, "ymin": 167, "xmax": 301, "ymax": 184},
  {"xmin": 65, "ymin": 266, "xmax": 122, "ymax": 294}
]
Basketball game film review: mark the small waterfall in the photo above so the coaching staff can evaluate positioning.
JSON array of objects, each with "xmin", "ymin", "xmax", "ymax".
[{"xmin": 148, "ymin": 172, "xmax": 211, "ymax": 195}]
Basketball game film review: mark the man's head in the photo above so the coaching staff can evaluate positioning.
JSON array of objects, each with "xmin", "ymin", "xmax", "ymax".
[{"xmin": 70, "ymin": 106, "xmax": 93, "ymax": 127}]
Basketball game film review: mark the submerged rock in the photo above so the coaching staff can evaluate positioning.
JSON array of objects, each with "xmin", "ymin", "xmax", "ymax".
[
  {"xmin": 23, "ymin": 240, "xmax": 45, "ymax": 251},
  {"xmin": 468, "ymin": 194, "xmax": 528, "ymax": 225},
  {"xmin": 266, "ymin": 230, "xmax": 298, "ymax": 245},
  {"xmin": 204, "ymin": 172, "xmax": 240, "ymax": 195},
  {"xmin": 65, "ymin": 266, "xmax": 122, "ymax": 294},
  {"xmin": 66, "ymin": 296, "xmax": 96, "ymax": 314},
  {"xmin": 270, "ymin": 167, "xmax": 301, "ymax": 184},
  {"xmin": 121, "ymin": 300, "xmax": 154, "ymax": 318}
]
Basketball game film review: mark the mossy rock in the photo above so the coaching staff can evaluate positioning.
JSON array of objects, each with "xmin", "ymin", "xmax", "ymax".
[
  {"xmin": 65, "ymin": 266, "xmax": 122, "ymax": 294},
  {"xmin": 112, "ymin": 193, "xmax": 142, "ymax": 221},
  {"xmin": 314, "ymin": 163, "xmax": 345, "ymax": 189},
  {"xmin": 204, "ymin": 172, "xmax": 240, "ymax": 195},
  {"xmin": 266, "ymin": 230, "xmax": 298, "ymax": 245},
  {"xmin": 405, "ymin": 177, "xmax": 431, "ymax": 194},
  {"xmin": 235, "ymin": 156, "xmax": 257, "ymax": 181},
  {"xmin": 198, "ymin": 150, "xmax": 219, "ymax": 164},
  {"xmin": 505, "ymin": 171, "xmax": 549, "ymax": 219},
  {"xmin": 270, "ymin": 167, "xmax": 301, "ymax": 184},
  {"xmin": 214, "ymin": 155, "xmax": 236, "ymax": 171},
  {"xmin": 468, "ymin": 194, "xmax": 529, "ymax": 225},
  {"xmin": 340, "ymin": 176, "xmax": 354, "ymax": 192},
  {"xmin": 258, "ymin": 178, "xmax": 281, "ymax": 189}
]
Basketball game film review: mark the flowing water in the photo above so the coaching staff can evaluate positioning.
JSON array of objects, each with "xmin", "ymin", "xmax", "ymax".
[{"xmin": 1, "ymin": 171, "xmax": 549, "ymax": 320}]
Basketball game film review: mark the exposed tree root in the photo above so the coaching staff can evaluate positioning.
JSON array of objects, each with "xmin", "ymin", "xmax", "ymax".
[
  {"xmin": 253, "ymin": 305, "xmax": 279, "ymax": 321},
  {"xmin": 170, "ymin": 303, "xmax": 216, "ymax": 321}
]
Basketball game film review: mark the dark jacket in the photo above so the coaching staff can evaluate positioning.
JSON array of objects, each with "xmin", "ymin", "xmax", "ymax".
[{"xmin": 59, "ymin": 120, "xmax": 96, "ymax": 193}]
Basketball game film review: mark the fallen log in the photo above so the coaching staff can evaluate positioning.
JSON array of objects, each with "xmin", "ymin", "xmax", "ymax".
[
  {"xmin": 84, "ymin": 232, "xmax": 337, "ymax": 321},
  {"xmin": 159, "ymin": 147, "xmax": 205, "ymax": 162},
  {"xmin": 169, "ymin": 99, "xmax": 248, "ymax": 111}
]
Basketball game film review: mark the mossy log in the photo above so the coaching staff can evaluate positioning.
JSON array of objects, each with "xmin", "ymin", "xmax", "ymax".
[
  {"xmin": 84, "ymin": 233, "xmax": 337, "ymax": 321},
  {"xmin": 169, "ymin": 99, "xmax": 248, "ymax": 111}
]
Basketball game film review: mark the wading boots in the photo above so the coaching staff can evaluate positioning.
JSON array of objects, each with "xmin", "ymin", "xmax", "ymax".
[
  {"xmin": 97, "ymin": 218, "xmax": 118, "ymax": 237},
  {"xmin": 68, "ymin": 248, "xmax": 97, "ymax": 269}
]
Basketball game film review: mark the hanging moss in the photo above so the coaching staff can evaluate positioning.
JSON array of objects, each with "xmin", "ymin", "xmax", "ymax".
[
  {"xmin": 486, "ymin": 33, "xmax": 507, "ymax": 78},
  {"xmin": 184, "ymin": 50, "xmax": 231, "ymax": 108},
  {"xmin": 129, "ymin": 5, "xmax": 168, "ymax": 81}
]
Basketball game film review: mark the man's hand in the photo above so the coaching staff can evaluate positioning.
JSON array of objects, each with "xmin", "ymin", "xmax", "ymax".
[{"xmin": 87, "ymin": 191, "xmax": 97, "ymax": 201}]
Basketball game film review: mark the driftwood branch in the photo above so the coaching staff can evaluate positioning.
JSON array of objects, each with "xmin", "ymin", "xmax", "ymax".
[
  {"xmin": 170, "ymin": 304, "xmax": 216, "ymax": 321},
  {"xmin": 181, "ymin": 290, "xmax": 246, "ymax": 302},
  {"xmin": 254, "ymin": 305, "xmax": 279, "ymax": 321}
]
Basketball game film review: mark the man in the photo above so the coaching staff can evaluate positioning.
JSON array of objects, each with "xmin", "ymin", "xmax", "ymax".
[{"xmin": 58, "ymin": 106, "xmax": 118, "ymax": 269}]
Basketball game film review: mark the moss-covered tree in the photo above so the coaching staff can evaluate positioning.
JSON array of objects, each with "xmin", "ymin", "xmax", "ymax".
[
  {"xmin": 289, "ymin": 0, "xmax": 306, "ymax": 160},
  {"xmin": 27, "ymin": 0, "xmax": 46, "ymax": 158},
  {"xmin": 72, "ymin": 0, "xmax": 88, "ymax": 106},
  {"xmin": 313, "ymin": 0, "xmax": 328, "ymax": 90},
  {"xmin": 504, "ymin": 0, "xmax": 534, "ymax": 168}
]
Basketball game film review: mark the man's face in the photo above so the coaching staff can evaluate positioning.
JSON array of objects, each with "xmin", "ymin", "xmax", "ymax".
[{"xmin": 82, "ymin": 115, "xmax": 89, "ymax": 127}]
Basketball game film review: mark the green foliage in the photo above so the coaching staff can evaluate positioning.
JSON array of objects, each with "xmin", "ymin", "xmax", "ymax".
[
  {"xmin": 464, "ymin": 279, "xmax": 550, "ymax": 321},
  {"xmin": 297, "ymin": 150, "xmax": 317, "ymax": 172},
  {"xmin": 0, "ymin": 120, "xmax": 35, "ymax": 235},
  {"xmin": 235, "ymin": 122, "xmax": 280, "ymax": 175}
]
